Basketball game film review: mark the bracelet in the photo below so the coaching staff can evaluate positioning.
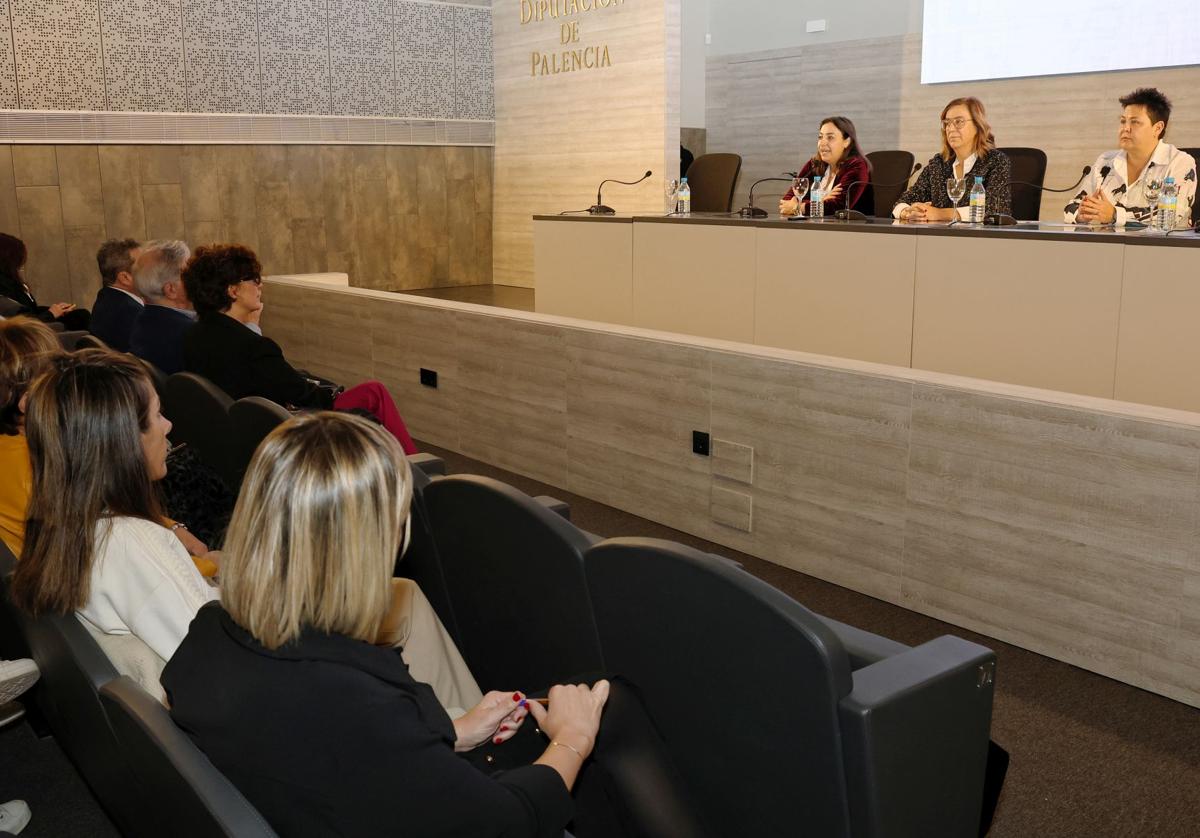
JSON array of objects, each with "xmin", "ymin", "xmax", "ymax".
[
  {"xmin": 170, "ymin": 522, "xmax": 188, "ymax": 532},
  {"xmin": 549, "ymin": 740, "xmax": 584, "ymax": 759}
]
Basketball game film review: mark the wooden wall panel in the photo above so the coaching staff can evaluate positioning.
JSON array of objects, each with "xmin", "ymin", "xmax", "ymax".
[
  {"xmin": 492, "ymin": 0, "xmax": 681, "ymax": 288},
  {"xmin": 0, "ymin": 143, "xmax": 493, "ymax": 307},
  {"xmin": 708, "ymin": 34, "xmax": 1200, "ymax": 221},
  {"xmin": 260, "ymin": 278, "xmax": 1200, "ymax": 709}
]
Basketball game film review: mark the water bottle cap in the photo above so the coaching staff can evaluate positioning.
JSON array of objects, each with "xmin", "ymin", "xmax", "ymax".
[
  {"xmin": 1165, "ymin": 176, "xmax": 1175, "ymax": 184},
  {"xmin": 974, "ymin": 176, "xmax": 983, "ymax": 183},
  {"xmin": 680, "ymin": 177, "xmax": 688, "ymax": 183}
]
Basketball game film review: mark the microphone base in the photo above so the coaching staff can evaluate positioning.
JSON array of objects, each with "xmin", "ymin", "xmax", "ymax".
[
  {"xmin": 587, "ymin": 205, "xmax": 616, "ymax": 216},
  {"xmin": 834, "ymin": 210, "xmax": 868, "ymax": 221},
  {"xmin": 983, "ymin": 214, "xmax": 1018, "ymax": 227},
  {"xmin": 738, "ymin": 206, "xmax": 768, "ymax": 219}
]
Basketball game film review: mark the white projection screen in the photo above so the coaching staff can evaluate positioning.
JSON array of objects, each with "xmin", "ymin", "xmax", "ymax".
[{"xmin": 921, "ymin": 1, "xmax": 1200, "ymax": 84}]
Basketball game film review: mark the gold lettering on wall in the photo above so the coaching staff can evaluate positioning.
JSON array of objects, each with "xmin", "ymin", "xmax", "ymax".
[{"xmin": 519, "ymin": 0, "xmax": 622, "ymax": 77}]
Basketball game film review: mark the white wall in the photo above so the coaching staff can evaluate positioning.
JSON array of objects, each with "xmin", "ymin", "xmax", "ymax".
[
  {"xmin": 707, "ymin": 0, "xmax": 921, "ymax": 55},
  {"xmin": 680, "ymin": 0, "xmax": 709, "ymax": 127}
]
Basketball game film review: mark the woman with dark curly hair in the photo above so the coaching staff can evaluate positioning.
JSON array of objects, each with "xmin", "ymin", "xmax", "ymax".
[
  {"xmin": 181, "ymin": 244, "xmax": 417, "ymax": 454},
  {"xmin": 0, "ymin": 233, "xmax": 91, "ymax": 330}
]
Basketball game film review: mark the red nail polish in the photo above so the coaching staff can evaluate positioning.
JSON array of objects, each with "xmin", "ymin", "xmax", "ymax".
[
  {"xmin": 512, "ymin": 693, "xmax": 521, "ymax": 702},
  {"xmin": 493, "ymin": 736, "xmax": 503, "ymax": 745},
  {"xmin": 499, "ymin": 725, "xmax": 508, "ymax": 732}
]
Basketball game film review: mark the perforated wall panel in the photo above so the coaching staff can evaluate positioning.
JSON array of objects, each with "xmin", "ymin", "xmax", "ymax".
[{"xmin": 0, "ymin": 0, "xmax": 493, "ymax": 134}]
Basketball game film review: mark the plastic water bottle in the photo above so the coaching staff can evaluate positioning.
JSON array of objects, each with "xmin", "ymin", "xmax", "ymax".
[
  {"xmin": 811, "ymin": 179, "xmax": 825, "ymax": 218},
  {"xmin": 675, "ymin": 177, "xmax": 691, "ymax": 215},
  {"xmin": 1157, "ymin": 177, "xmax": 1178, "ymax": 230},
  {"xmin": 969, "ymin": 176, "xmax": 986, "ymax": 223}
]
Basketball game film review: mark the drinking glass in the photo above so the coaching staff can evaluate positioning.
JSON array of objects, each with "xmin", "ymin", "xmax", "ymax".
[
  {"xmin": 791, "ymin": 177, "xmax": 810, "ymax": 217},
  {"xmin": 665, "ymin": 178, "xmax": 679, "ymax": 210},
  {"xmin": 946, "ymin": 177, "xmax": 966, "ymax": 207},
  {"xmin": 1145, "ymin": 178, "xmax": 1163, "ymax": 204}
]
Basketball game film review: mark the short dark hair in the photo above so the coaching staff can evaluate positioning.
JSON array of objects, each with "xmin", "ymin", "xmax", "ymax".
[
  {"xmin": 182, "ymin": 244, "xmax": 263, "ymax": 317},
  {"xmin": 0, "ymin": 232, "xmax": 27, "ymax": 290},
  {"xmin": 96, "ymin": 238, "xmax": 140, "ymax": 287},
  {"xmin": 1119, "ymin": 87, "xmax": 1172, "ymax": 138}
]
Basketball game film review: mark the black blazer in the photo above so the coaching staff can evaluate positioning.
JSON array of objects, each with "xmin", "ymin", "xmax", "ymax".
[
  {"xmin": 130, "ymin": 305, "xmax": 195, "ymax": 375},
  {"xmin": 163, "ymin": 603, "xmax": 574, "ymax": 838},
  {"xmin": 0, "ymin": 273, "xmax": 43, "ymax": 318},
  {"xmin": 182, "ymin": 313, "xmax": 333, "ymax": 408},
  {"xmin": 89, "ymin": 286, "xmax": 144, "ymax": 352}
]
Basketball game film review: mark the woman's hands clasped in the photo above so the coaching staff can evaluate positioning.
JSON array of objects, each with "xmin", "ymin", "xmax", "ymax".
[
  {"xmin": 453, "ymin": 691, "xmax": 530, "ymax": 752},
  {"xmin": 528, "ymin": 680, "xmax": 610, "ymax": 762}
]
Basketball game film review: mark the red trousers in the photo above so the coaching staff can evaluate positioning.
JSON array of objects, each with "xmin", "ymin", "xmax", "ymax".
[{"xmin": 333, "ymin": 380, "xmax": 418, "ymax": 455}]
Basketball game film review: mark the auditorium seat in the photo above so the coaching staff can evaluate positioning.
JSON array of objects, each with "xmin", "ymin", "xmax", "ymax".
[
  {"xmin": 100, "ymin": 676, "xmax": 280, "ymax": 838},
  {"xmin": 228, "ymin": 396, "xmax": 292, "ymax": 486},
  {"xmin": 162, "ymin": 372, "xmax": 238, "ymax": 490},
  {"xmin": 75, "ymin": 334, "xmax": 108, "ymax": 350},
  {"xmin": 998, "ymin": 146, "xmax": 1048, "ymax": 221},
  {"xmin": 0, "ymin": 296, "xmax": 22, "ymax": 318},
  {"xmin": 422, "ymin": 475, "xmax": 603, "ymax": 692},
  {"xmin": 685, "ymin": 152, "xmax": 742, "ymax": 213},
  {"xmin": 0, "ymin": 542, "xmax": 146, "ymax": 838},
  {"xmin": 137, "ymin": 357, "xmax": 169, "ymax": 398},
  {"xmin": 865, "ymin": 150, "xmax": 916, "ymax": 217},
  {"xmin": 584, "ymin": 537, "xmax": 996, "ymax": 838}
]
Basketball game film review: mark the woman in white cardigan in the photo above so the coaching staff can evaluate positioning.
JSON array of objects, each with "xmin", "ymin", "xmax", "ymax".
[{"xmin": 10, "ymin": 351, "xmax": 479, "ymax": 709}]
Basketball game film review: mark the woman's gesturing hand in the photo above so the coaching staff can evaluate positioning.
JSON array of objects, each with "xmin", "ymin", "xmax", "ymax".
[
  {"xmin": 527, "ymin": 680, "xmax": 610, "ymax": 761},
  {"xmin": 453, "ymin": 691, "xmax": 529, "ymax": 752}
]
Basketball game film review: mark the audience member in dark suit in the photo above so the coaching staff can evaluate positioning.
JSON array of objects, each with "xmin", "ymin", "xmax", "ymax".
[
  {"xmin": 88, "ymin": 238, "xmax": 143, "ymax": 351},
  {"xmin": 894, "ymin": 96, "xmax": 1011, "ymax": 222},
  {"xmin": 0, "ymin": 233, "xmax": 91, "ymax": 331},
  {"xmin": 779, "ymin": 115, "xmax": 872, "ymax": 216},
  {"xmin": 164, "ymin": 412, "xmax": 706, "ymax": 838},
  {"xmin": 129, "ymin": 240, "xmax": 196, "ymax": 375},
  {"xmin": 181, "ymin": 244, "xmax": 418, "ymax": 453}
]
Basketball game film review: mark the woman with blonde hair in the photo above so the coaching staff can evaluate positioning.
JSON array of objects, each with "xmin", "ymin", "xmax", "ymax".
[
  {"xmin": 894, "ymin": 96, "xmax": 1012, "ymax": 222},
  {"xmin": 164, "ymin": 412, "xmax": 706, "ymax": 838}
]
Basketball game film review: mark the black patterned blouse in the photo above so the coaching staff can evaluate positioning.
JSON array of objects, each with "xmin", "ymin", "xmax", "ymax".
[{"xmin": 893, "ymin": 150, "xmax": 1012, "ymax": 219}]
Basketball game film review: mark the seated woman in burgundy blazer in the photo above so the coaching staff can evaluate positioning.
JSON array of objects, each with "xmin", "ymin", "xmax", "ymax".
[{"xmin": 779, "ymin": 116, "xmax": 872, "ymax": 216}]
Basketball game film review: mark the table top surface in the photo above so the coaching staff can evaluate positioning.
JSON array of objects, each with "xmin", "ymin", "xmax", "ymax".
[{"xmin": 534, "ymin": 212, "xmax": 1200, "ymax": 247}]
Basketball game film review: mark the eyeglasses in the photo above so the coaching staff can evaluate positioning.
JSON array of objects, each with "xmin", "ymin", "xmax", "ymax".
[{"xmin": 941, "ymin": 117, "xmax": 970, "ymax": 130}]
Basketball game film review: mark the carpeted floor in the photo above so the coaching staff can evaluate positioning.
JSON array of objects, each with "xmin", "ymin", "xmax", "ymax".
[
  {"xmin": 418, "ymin": 441, "xmax": 1200, "ymax": 838},
  {"xmin": 5, "ymin": 439, "xmax": 1197, "ymax": 837}
]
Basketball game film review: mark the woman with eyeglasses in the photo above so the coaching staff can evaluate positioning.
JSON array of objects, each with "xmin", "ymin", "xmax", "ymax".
[
  {"xmin": 893, "ymin": 97, "xmax": 1011, "ymax": 222},
  {"xmin": 181, "ymin": 244, "xmax": 418, "ymax": 453}
]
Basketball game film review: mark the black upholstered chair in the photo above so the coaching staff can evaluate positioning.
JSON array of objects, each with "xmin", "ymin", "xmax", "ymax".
[
  {"xmin": 0, "ymin": 543, "xmax": 146, "ymax": 837},
  {"xmin": 0, "ymin": 296, "xmax": 23, "ymax": 318},
  {"xmin": 228, "ymin": 396, "xmax": 292, "ymax": 486},
  {"xmin": 100, "ymin": 676, "xmax": 279, "ymax": 838},
  {"xmin": 584, "ymin": 537, "xmax": 997, "ymax": 838},
  {"xmin": 998, "ymin": 147, "xmax": 1048, "ymax": 221},
  {"xmin": 422, "ymin": 475, "xmax": 603, "ymax": 692},
  {"xmin": 685, "ymin": 153, "xmax": 742, "ymax": 213},
  {"xmin": 75, "ymin": 333, "xmax": 108, "ymax": 350},
  {"xmin": 162, "ymin": 372, "xmax": 237, "ymax": 490},
  {"xmin": 55, "ymin": 330, "xmax": 90, "ymax": 351},
  {"xmin": 865, "ymin": 150, "xmax": 917, "ymax": 217},
  {"xmin": 138, "ymin": 358, "xmax": 169, "ymax": 398}
]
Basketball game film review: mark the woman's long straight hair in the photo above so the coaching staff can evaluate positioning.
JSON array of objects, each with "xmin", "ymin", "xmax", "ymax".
[{"xmin": 10, "ymin": 350, "xmax": 162, "ymax": 615}]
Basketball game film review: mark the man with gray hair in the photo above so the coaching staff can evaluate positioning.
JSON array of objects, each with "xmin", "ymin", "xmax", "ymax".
[
  {"xmin": 129, "ymin": 240, "xmax": 195, "ymax": 375},
  {"xmin": 89, "ymin": 238, "xmax": 142, "ymax": 350}
]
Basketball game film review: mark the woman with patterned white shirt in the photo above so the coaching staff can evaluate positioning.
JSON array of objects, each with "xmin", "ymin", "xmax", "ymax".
[{"xmin": 1065, "ymin": 87, "xmax": 1197, "ymax": 228}]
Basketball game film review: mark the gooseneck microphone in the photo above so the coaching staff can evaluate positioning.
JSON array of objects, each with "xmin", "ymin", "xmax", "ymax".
[
  {"xmin": 588, "ymin": 170, "xmax": 653, "ymax": 215},
  {"xmin": 738, "ymin": 175, "xmax": 795, "ymax": 218},
  {"xmin": 983, "ymin": 165, "xmax": 1092, "ymax": 226},
  {"xmin": 834, "ymin": 162, "xmax": 923, "ymax": 221}
]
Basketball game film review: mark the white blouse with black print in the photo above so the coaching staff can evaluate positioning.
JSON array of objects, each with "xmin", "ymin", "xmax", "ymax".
[{"xmin": 1063, "ymin": 141, "xmax": 1197, "ymax": 228}]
